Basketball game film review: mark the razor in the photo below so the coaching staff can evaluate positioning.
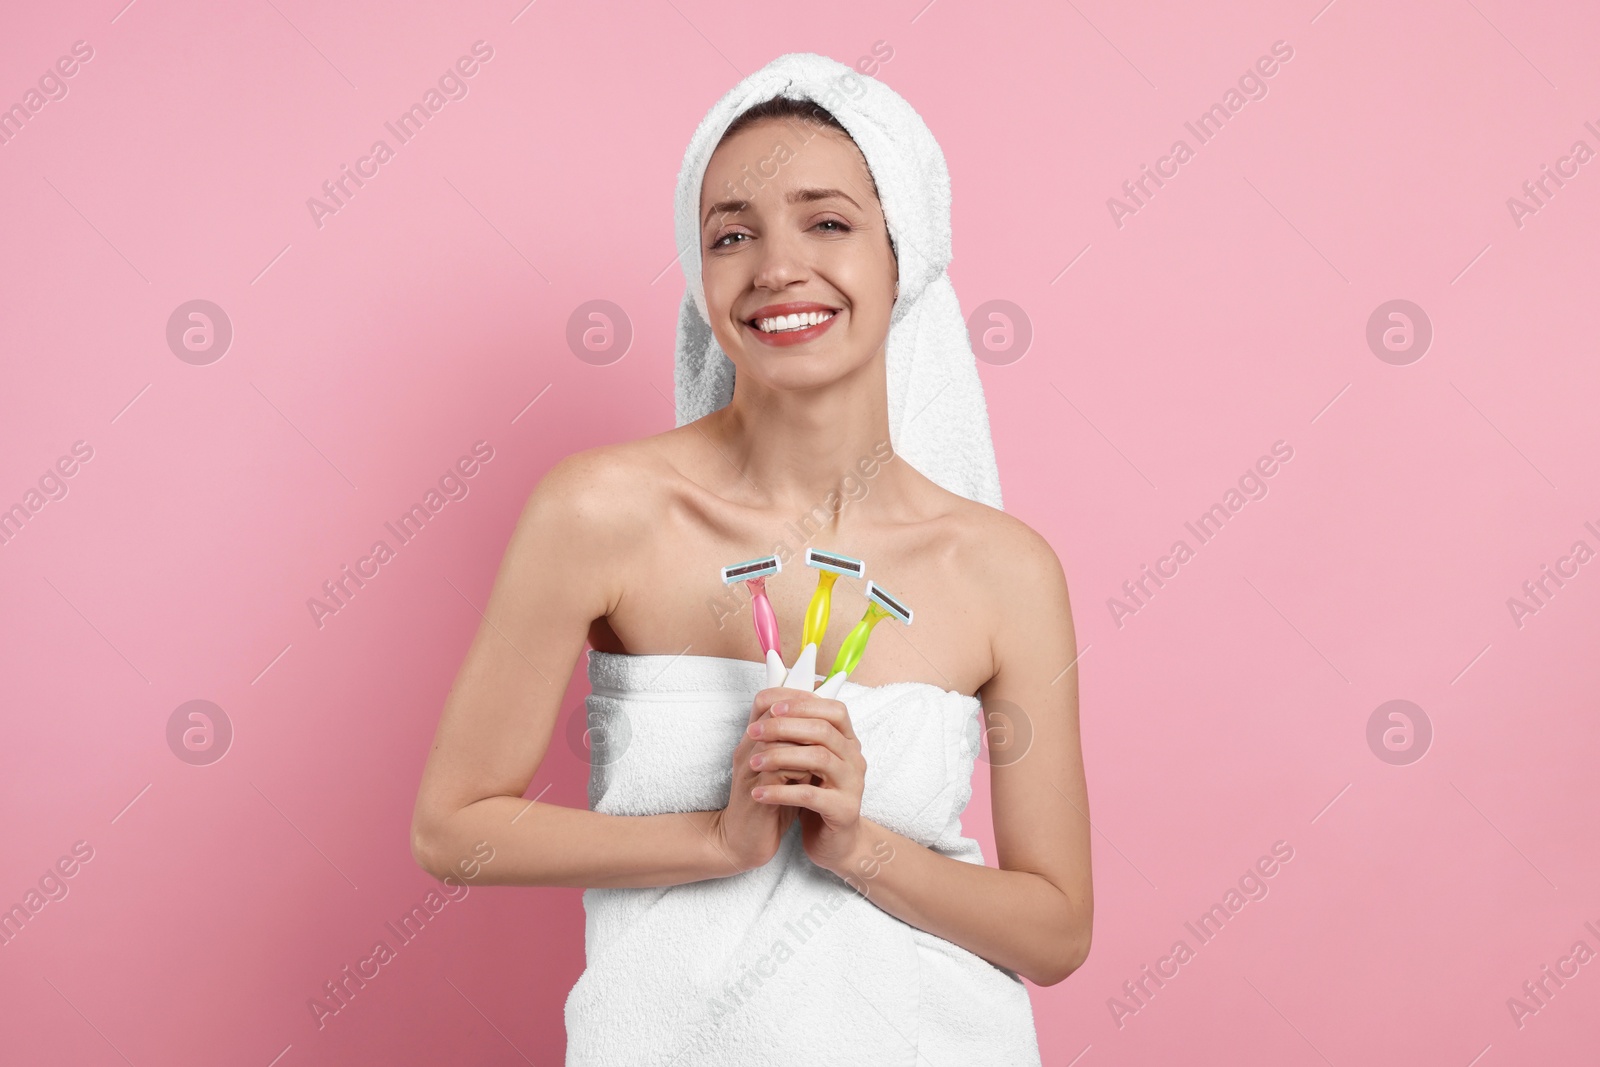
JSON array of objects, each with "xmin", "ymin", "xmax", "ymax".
[
  {"xmin": 782, "ymin": 548, "xmax": 866, "ymax": 692},
  {"xmin": 814, "ymin": 580, "xmax": 913, "ymax": 699},
  {"xmin": 721, "ymin": 554, "xmax": 788, "ymax": 688}
]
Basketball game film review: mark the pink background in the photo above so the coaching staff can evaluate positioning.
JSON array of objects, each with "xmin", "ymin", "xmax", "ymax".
[{"xmin": 3, "ymin": 1, "xmax": 1597, "ymax": 1064}]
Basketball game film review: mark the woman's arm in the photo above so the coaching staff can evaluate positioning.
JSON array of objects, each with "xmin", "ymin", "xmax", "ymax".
[
  {"xmin": 752, "ymin": 520, "xmax": 1092, "ymax": 986},
  {"xmin": 409, "ymin": 452, "xmax": 742, "ymax": 888}
]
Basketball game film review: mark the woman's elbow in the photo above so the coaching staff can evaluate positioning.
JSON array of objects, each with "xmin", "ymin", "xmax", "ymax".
[
  {"xmin": 1029, "ymin": 912, "xmax": 1093, "ymax": 987},
  {"xmin": 409, "ymin": 810, "xmax": 449, "ymax": 881}
]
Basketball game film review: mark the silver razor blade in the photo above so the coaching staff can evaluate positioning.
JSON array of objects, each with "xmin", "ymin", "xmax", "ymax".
[
  {"xmin": 721, "ymin": 555, "xmax": 782, "ymax": 584},
  {"xmin": 805, "ymin": 548, "xmax": 865, "ymax": 578},
  {"xmin": 865, "ymin": 580, "xmax": 912, "ymax": 625}
]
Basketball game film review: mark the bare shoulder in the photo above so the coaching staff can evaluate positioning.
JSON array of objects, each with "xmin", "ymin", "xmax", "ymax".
[
  {"xmin": 492, "ymin": 436, "xmax": 680, "ymax": 628},
  {"xmin": 944, "ymin": 497, "xmax": 1068, "ymax": 599},
  {"xmin": 513, "ymin": 438, "xmax": 675, "ymax": 576},
  {"xmin": 530, "ymin": 427, "xmax": 692, "ymax": 514},
  {"xmin": 936, "ymin": 496, "xmax": 1074, "ymax": 687}
]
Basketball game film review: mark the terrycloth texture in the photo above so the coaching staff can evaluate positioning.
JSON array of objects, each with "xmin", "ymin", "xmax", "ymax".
[
  {"xmin": 672, "ymin": 52, "xmax": 1005, "ymax": 511},
  {"xmin": 563, "ymin": 651, "xmax": 1041, "ymax": 1066}
]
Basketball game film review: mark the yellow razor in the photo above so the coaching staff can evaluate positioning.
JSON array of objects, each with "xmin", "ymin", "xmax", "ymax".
[{"xmin": 782, "ymin": 548, "xmax": 866, "ymax": 692}]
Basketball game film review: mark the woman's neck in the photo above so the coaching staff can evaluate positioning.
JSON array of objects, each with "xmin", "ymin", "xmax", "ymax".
[{"xmin": 700, "ymin": 384, "xmax": 912, "ymax": 523}]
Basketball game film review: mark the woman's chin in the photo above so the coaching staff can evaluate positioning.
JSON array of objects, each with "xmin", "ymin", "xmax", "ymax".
[{"xmin": 752, "ymin": 362, "xmax": 880, "ymax": 400}]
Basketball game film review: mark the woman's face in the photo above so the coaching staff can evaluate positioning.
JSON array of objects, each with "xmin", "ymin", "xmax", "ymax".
[{"xmin": 698, "ymin": 116, "xmax": 898, "ymax": 396}]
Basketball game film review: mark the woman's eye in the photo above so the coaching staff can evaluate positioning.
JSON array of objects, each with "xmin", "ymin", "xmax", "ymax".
[{"xmin": 711, "ymin": 220, "xmax": 847, "ymax": 249}]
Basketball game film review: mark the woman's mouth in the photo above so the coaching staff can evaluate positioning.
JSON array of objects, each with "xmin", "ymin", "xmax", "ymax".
[{"xmin": 745, "ymin": 309, "xmax": 840, "ymax": 347}]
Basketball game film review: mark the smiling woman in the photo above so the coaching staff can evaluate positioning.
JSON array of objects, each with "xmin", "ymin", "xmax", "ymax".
[
  {"xmin": 409, "ymin": 52, "xmax": 1089, "ymax": 1067},
  {"xmin": 697, "ymin": 97, "xmax": 900, "ymax": 387}
]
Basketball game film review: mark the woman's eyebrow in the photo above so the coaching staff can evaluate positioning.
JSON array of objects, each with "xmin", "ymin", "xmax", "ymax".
[{"xmin": 702, "ymin": 187, "xmax": 862, "ymax": 229}]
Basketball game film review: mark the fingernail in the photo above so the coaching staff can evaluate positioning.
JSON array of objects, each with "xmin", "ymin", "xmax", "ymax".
[
  {"xmin": 750, "ymin": 722, "xmax": 764, "ymax": 737},
  {"xmin": 751, "ymin": 787, "xmax": 766, "ymax": 800},
  {"xmin": 750, "ymin": 755, "xmax": 765, "ymax": 769},
  {"xmin": 772, "ymin": 702, "xmax": 788, "ymax": 715}
]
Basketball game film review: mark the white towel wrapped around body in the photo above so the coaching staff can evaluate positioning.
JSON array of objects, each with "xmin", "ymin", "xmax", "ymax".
[{"xmin": 563, "ymin": 651, "xmax": 1042, "ymax": 1066}]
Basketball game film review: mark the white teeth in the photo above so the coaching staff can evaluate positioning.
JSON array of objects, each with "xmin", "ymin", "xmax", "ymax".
[{"xmin": 754, "ymin": 310, "xmax": 835, "ymax": 333}]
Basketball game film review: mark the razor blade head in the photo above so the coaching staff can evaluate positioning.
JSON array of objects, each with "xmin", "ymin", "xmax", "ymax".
[
  {"xmin": 865, "ymin": 580, "xmax": 912, "ymax": 625},
  {"xmin": 721, "ymin": 555, "xmax": 782, "ymax": 584},
  {"xmin": 805, "ymin": 548, "xmax": 865, "ymax": 578}
]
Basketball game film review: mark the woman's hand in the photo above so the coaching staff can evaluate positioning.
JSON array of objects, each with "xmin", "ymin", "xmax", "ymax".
[
  {"xmin": 744, "ymin": 692, "xmax": 867, "ymax": 875},
  {"xmin": 710, "ymin": 691, "xmax": 803, "ymax": 872}
]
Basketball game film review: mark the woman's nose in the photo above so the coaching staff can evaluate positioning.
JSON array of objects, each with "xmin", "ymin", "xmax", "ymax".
[{"xmin": 750, "ymin": 230, "xmax": 809, "ymax": 290}]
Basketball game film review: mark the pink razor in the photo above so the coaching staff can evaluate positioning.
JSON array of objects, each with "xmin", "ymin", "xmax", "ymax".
[{"xmin": 721, "ymin": 555, "xmax": 787, "ymax": 687}]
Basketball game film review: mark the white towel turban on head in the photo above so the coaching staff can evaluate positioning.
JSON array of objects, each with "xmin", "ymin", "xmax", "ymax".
[{"xmin": 672, "ymin": 51, "xmax": 1004, "ymax": 511}]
